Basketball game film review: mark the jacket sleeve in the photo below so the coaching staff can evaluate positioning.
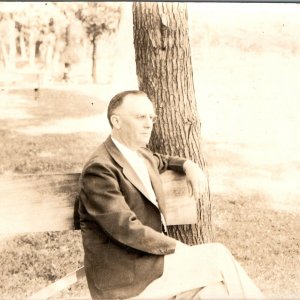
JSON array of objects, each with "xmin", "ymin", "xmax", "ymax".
[
  {"xmin": 80, "ymin": 162, "xmax": 177, "ymax": 256},
  {"xmin": 153, "ymin": 152, "xmax": 187, "ymax": 174}
]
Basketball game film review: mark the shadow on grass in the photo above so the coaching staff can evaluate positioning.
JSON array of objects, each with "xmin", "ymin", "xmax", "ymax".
[{"xmin": 0, "ymin": 88, "xmax": 108, "ymax": 132}]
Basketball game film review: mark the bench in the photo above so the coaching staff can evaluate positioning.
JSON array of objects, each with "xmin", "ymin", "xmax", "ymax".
[{"xmin": 0, "ymin": 170, "xmax": 192, "ymax": 299}]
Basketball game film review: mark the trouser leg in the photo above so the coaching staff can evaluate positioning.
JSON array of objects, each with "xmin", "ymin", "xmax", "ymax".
[
  {"xmin": 133, "ymin": 243, "xmax": 263, "ymax": 299},
  {"xmin": 211, "ymin": 243, "xmax": 264, "ymax": 299},
  {"xmin": 133, "ymin": 243, "xmax": 224, "ymax": 299},
  {"xmin": 181, "ymin": 243, "xmax": 264, "ymax": 299}
]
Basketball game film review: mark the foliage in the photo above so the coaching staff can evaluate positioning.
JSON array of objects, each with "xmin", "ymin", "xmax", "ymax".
[
  {"xmin": 73, "ymin": 2, "xmax": 121, "ymax": 82},
  {"xmin": 75, "ymin": 2, "xmax": 121, "ymax": 43},
  {"xmin": 13, "ymin": 3, "xmax": 67, "ymax": 34},
  {"xmin": 0, "ymin": 2, "xmax": 120, "ymax": 75},
  {"xmin": 13, "ymin": 3, "xmax": 67, "ymax": 58}
]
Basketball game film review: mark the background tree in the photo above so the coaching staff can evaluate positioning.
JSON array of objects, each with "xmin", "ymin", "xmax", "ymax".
[
  {"xmin": 0, "ymin": 2, "xmax": 122, "ymax": 83},
  {"xmin": 75, "ymin": 2, "xmax": 121, "ymax": 83},
  {"xmin": 0, "ymin": 14, "xmax": 10, "ymax": 69},
  {"xmin": 133, "ymin": 2, "xmax": 212, "ymax": 244},
  {"xmin": 0, "ymin": 4, "xmax": 17, "ymax": 70},
  {"xmin": 53, "ymin": 2, "xmax": 84, "ymax": 82},
  {"xmin": 60, "ymin": 19, "xmax": 81, "ymax": 82},
  {"xmin": 13, "ymin": 2, "xmax": 67, "ymax": 69}
]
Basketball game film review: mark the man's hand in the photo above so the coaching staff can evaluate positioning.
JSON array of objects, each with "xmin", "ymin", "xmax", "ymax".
[{"xmin": 183, "ymin": 160, "xmax": 208, "ymax": 201}]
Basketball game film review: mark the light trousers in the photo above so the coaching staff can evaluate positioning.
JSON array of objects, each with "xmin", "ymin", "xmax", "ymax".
[{"xmin": 132, "ymin": 243, "xmax": 264, "ymax": 299}]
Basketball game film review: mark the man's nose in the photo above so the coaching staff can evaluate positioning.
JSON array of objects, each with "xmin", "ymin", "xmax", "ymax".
[{"xmin": 144, "ymin": 116, "xmax": 153, "ymax": 127}]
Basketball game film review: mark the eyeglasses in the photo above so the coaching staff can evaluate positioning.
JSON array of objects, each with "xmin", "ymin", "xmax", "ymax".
[{"xmin": 114, "ymin": 114, "xmax": 158, "ymax": 123}]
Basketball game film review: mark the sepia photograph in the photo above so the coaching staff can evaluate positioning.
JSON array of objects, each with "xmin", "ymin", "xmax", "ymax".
[{"xmin": 0, "ymin": 1, "xmax": 299, "ymax": 299}]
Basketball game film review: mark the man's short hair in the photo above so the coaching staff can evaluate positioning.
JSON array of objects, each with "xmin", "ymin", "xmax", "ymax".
[{"xmin": 107, "ymin": 90, "xmax": 149, "ymax": 128}]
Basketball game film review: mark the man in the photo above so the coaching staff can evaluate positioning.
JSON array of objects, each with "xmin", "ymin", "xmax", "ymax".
[{"xmin": 78, "ymin": 90, "xmax": 264, "ymax": 299}]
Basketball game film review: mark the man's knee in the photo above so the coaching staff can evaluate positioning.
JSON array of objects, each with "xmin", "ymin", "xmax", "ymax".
[
  {"xmin": 211, "ymin": 242, "xmax": 229, "ymax": 251},
  {"xmin": 208, "ymin": 242, "xmax": 233, "ymax": 259}
]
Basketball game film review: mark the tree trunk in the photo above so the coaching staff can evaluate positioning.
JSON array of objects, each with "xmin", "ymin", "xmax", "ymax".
[
  {"xmin": 19, "ymin": 31, "xmax": 27, "ymax": 61},
  {"xmin": 0, "ymin": 41, "xmax": 9, "ymax": 68},
  {"xmin": 7, "ymin": 16, "xmax": 16, "ymax": 70},
  {"xmin": 133, "ymin": 2, "xmax": 213, "ymax": 244},
  {"xmin": 91, "ymin": 37, "xmax": 97, "ymax": 83},
  {"xmin": 29, "ymin": 31, "xmax": 36, "ymax": 68},
  {"xmin": 45, "ymin": 35, "xmax": 54, "ymax": 70}
]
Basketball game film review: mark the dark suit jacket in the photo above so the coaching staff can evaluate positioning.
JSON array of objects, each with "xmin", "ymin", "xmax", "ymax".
[{"xmin": 78, "ymin": 136, "xmax": 186, "ymax": 299}]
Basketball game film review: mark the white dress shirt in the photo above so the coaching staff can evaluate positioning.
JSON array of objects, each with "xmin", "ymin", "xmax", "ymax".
[
  {"xmin": 112, "ymin": 137, "xmax": 158, "ymax": 206},
  {"xmin": 111, "ymin": 137, "xmax": 167, "ymax": 229}
]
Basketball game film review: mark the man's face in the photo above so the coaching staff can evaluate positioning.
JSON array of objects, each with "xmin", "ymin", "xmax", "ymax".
[{"xmin": 112, "ymin": 94, "xmax": 156, "ymax": 150}]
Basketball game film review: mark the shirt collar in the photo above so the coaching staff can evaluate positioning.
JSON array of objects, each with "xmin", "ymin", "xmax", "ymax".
[{"xmin": 111, "ymin": 137, "xmax": 140, "ymax": 160}]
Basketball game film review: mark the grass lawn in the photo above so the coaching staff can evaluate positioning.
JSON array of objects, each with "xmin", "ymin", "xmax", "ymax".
[{"xmin": 0, "ymin": 87, "xmax": 299, "ymax": 299}]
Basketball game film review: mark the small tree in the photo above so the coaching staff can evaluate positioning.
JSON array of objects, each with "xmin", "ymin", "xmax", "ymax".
[
  {"xmin": 75, "ymin": 2, "xmax": 121, "ymax": 83},
  {"xmin": 54, "ymin": 3, "xmax": 84, "ymax": 82},
  {"xmin": 60, "ymin": 19, "xmax": 83, "ymax": 82}
]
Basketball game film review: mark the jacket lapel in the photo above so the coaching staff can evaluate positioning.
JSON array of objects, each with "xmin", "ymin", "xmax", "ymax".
[
  {"xmin": 140, "ymin": 151, "xmax": 167, "ymax": 220},
  {"xmin": 104, "ymin": 136, "xmax": 152, "ymax": 202}
]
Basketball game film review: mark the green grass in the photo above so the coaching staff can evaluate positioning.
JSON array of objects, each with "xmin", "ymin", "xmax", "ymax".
[{"xmin": 0, "ymin": 87, "xmax": 299, "ymax": 299}]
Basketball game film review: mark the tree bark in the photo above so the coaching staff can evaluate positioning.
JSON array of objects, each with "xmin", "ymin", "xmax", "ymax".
[{"xmin": 133, "ymin": 2, "xmax": 212, "ymax": 244}]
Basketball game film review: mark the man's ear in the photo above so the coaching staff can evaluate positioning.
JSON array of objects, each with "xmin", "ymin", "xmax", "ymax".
[{"xmin": 111, "ymin": 115, "xmax": 121, "ymax": 129}]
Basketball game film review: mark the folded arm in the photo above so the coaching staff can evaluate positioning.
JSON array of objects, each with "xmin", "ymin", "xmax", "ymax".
[{"xmin": 153, "ymin": 151, "xmax": 208, "ymax": 201}]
